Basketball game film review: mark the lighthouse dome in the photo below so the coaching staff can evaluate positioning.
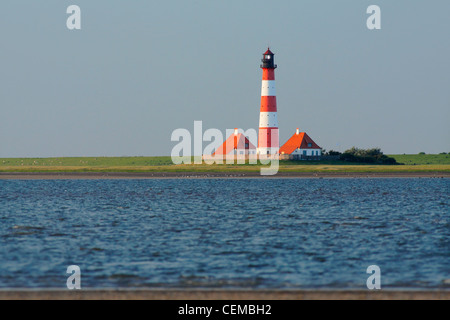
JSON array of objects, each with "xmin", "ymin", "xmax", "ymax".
[{"xmin": 261, "ymin": 48, "xmax": 276, "ymax": 69}]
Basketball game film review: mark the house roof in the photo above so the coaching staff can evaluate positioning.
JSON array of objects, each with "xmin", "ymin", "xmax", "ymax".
[
  {"xmin": 213, "ymin": 131, "xmax": 257, "ymax": 155},
  {"xmin": 279, "ymin": 130, "xmax": 321, "ymax": 154}
]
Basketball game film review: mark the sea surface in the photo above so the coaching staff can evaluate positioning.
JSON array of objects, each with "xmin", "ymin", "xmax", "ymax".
[{"xmin": 0, "ymin": 178, "xmax": 448, "ymax": 289}]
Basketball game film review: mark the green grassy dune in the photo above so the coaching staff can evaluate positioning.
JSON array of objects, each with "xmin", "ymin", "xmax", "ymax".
[
  {"xmin": 0, "ymin": 154, "xmax": 449, "ymax": 173},
  {"xmin": 388, "ymin": 153, "xmax": 450, "ymax": 165}
]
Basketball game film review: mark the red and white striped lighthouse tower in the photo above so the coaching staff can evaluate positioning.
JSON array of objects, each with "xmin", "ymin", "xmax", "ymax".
[{"xmin": 258, "ymin": 48, "xmax": 279, "ymax": 155}]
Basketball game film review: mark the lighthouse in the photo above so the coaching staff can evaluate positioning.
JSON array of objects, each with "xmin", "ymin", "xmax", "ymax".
[{"xmin": 258, "ymin": 48, "xmax": 279, "ymax": 155}]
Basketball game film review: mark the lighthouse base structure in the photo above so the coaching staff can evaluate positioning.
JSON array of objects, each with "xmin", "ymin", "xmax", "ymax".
[{"xmin": 257, "ymin": 128, "xmax": 279, "ymax": 155}]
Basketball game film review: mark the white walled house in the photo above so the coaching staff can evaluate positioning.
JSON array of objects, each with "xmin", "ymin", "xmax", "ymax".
[
  {"xmin": 279, "ymin": 128, "xmax": 322, "ymax": 158},
  {"xmin": 212, "ymin": 128, "xmax": 257, "ymax": 157}
]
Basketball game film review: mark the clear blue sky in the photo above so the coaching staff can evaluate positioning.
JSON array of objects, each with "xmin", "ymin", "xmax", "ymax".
[{"xmin": 0, "ymin": 0, "xmax": 449, "ymax": 157}]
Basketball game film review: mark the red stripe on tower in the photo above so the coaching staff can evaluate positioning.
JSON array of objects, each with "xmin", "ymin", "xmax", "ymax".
[{"xmin": 258, "ymin": 48, "xmax": 279, "ymax": 155}]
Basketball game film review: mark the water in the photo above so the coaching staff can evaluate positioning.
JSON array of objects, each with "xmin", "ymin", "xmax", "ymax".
[{"xmin": 0, "ymin": 178, "xmax": 448, "ymax": 289}]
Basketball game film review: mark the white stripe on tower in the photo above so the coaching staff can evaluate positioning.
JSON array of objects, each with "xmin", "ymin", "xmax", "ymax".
[
  {"xmin": 260, "ymin": 80, "xmax": 276, "ymax": 96},
  {"xmin": 259, "ymin": 112, "xmax": 278, "ymax": 128},
  {"xmin": 258, "ymin": 48, "xmax": 279, "ymax": 155}
]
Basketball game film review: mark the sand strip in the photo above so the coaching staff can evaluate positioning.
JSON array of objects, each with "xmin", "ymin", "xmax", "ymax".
[
  {"xmin": 0, "ymin": 289, "xmax": 448, "ymax": 300},
  {"xmin": 0, "ymin": 172, "xmax": 449, "ymax": 179}
]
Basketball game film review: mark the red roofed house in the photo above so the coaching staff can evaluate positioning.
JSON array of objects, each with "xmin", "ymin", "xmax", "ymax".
[
  {"xmin": 279, "ymin": 128, "xmax": 322, "ymax": 159},
  {"xmin": 212, "ymin": 128, "xmax": 257, "ymax": 157}
]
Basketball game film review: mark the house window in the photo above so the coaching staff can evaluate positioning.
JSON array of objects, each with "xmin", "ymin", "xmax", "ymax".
[
  {"xmin": 303, "ymin": 150, "xmax": 307, "ymax": 156},
  {"xmin": 308, "ymin": 143, "xmax": 312, "ymax": 147}
]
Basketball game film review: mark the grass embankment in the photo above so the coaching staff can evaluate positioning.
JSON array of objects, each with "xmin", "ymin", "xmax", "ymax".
[
  {"xmin": 388, "ymin": 153, "xmax": 450, "ymax": 165},
  {"xmin": 0, "ymin": 155, "xmax": 449, "ymax": 173}
]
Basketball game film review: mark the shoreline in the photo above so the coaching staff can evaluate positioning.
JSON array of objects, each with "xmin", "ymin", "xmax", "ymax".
[
  {"xmin": 0, "ymin": 288, "xmax": 448, "ymax": 300},
  {"xmin": 0, "ymin": 171, "xmax": 449, "ymax": 179}
]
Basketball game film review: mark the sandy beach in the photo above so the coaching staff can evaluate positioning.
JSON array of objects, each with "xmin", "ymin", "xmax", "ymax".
[
  {"xmin": 0, "ymin": 289, "xmax": 448, "ymax": 300},
  {"xmin": 0, "ymin": 172, "xmax": 449, "ymax": 179}
]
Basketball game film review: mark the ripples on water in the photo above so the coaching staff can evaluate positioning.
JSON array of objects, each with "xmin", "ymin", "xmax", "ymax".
[{"xmin": 0, "ymin": 178, "xmax": 448, "ymax": 288}]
